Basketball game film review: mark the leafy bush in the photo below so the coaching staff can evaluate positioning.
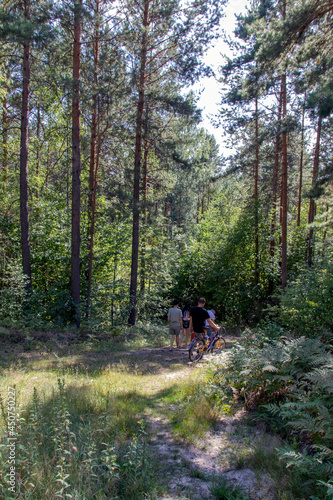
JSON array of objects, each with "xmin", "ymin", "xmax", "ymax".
[
  {"xmin": 0, "ymin": 264, "xmax": 28, "ymax": 323},
  {"xmin": 278, "ymin": 258, "xmax": 333, "ymax": 337}
]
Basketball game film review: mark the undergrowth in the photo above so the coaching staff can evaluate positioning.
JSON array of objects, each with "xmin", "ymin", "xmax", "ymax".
[
  {"xmin": 167, "ymin": 380, "xmax": 223, "ymax": 442},
  {"xmin": 0, "ymin": 323, "xmax": 171, "ymax": 355},
  {"xmin": 211, "ymin": 331, "xmax": 333, "ymax": 499},
  {"xmin": 0, "ymin": 379, "xmax": 157, "ymax": 499},
  {"xmin": 210, "ymin": 475, "xmax": 249, "ymax": 499}
]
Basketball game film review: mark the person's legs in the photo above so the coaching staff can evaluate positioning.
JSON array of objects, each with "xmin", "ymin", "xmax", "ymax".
[
  {"xmin": 180, "ymin": 320, "xmax": 190, "ymax": 347},
  {"xmin": 184, "ymin": 329, "xmax": 189, "ymax": 347},
  {"xmin": 182, "ymin": 328, "xmax": 189, "ymax": 347},
  {"xmin": 169, "ymin": 326, "xmax": 179, "ymax": 350}
]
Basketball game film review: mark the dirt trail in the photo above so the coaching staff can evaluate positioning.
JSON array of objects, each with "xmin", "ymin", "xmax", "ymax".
[{"xmin": 122, "ymin": 343, "xmax": 277, "ymax": 500}]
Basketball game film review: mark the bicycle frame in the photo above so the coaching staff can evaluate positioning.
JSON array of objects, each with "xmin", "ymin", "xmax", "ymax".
[
  {"xmin": 189, "ymin": 326, "xmax": 225, "ymax": 351},
  {"xmin": 205, "ymin": 328, "xmax": 223, "ymax": 351},
  {"xmin": 188, "ymin": 327, "xmax": 226, "ymax": 363}
]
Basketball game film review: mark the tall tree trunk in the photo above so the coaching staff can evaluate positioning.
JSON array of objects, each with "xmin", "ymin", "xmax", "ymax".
[
  {"xmin": 307, "ymin": 114, "xmax": 322, "ymax": 267},
  {"xmin": 35, "ymin": 102, "xmax": 40, "ymax": 216},
  {"xmin": 111, "ymin": 259, "xmax": 117, "ymax": 326},
  {"xmin": 281, "ymin": 72, "xmax": 288, "ymax": 290},
  {"xmin": 297, "ymin": 93, "xmax": 306, "ymax": 227},
  {"xmin": 268, "ymin": 86, "xmax": 282, "ymax": 295},
  {"xmin": 128, "ymin": 0, "xmax": 150, "ymax": 326},
  {"xmin": 86, "ymin": 0, "xmax": 100, "ymax": 318},
  {"xmin": 140, "ymin": 108, "xmax": 149, "ymax": 293},
  {"xmin": 2, "ymin": 95, "xmax": 8, "ymax": 186},
  {"xmin": 20, "ymin": 0, "xmax": 32, "ymax": 287},
  {"xmin": 322, "ymin": 202, "xmax": 329, "ymax": 247},
  {"xmin": 71, "ymin": 0, "xmax": 82, "ymax": 324},
  {"xmin": 281, "ymin": 0, "xmax": 288, "ymax": 291},
  {"xmin": 254, "ymin": 95, "xmax": 259, "ymax": 286}
]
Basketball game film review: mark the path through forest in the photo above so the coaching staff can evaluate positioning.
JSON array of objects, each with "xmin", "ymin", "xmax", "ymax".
[
  {"xmin": 5, "ymin": 331, "xmax": 282, "ymax": 499},
  {"xmin": 120, "ymin": 342, "xmax": 278, "ymax": 499}
]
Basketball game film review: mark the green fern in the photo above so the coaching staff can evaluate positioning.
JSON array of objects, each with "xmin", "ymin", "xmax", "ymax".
[{"xmin": 213, "ymin": 333, "xmax": 333, "ymax": 498}]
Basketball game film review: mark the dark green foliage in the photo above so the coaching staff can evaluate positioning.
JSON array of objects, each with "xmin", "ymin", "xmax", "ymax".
[{"xmin": 278, "ymin": 258, "xmax": 333, "ymax": 336}]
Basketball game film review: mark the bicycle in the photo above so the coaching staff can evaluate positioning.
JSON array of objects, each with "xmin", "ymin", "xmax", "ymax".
[{"xmin": 189, "ymin": 326, "xmax": 226, "ymax": 363}]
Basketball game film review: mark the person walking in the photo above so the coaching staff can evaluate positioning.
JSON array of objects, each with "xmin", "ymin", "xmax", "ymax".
[
  {"xmin": 205, "ymin": 307, "xmax": 217, "ymax": 338},
  {"xmin": 180, "ymin": 301, "xmax": 191, "ymax": 348},
  {"xmin": 190, "ymin": 298, "xmax": 219, "ymax": 342},
  {"xmin": 167, "ymin": 299, "xmax": 182, "ymax": 351}
]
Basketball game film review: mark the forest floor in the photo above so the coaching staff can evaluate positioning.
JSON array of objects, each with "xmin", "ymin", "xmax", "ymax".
[{"xmin": 0, "ymin": 328, "xmax": 286, "ymax": 499}]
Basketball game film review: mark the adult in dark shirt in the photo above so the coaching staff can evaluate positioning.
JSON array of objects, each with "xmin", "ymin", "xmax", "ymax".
[{"xmin": 190, "ymin": 297, "xmax": 219, "ymax": 341}]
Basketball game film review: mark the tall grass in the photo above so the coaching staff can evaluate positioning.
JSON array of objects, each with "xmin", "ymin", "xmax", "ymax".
[{"xmin": 0, "ymin": 377, "xmax": 155, "ymax": 499}]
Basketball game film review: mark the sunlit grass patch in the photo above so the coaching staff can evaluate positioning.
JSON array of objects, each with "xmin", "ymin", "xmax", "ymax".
[
  {"xmin": 72, "ymin": 323, "xmax": 171, "ymax": 354},
  {"xmin": 164, "ymin": 380, "xmax": 223, "ymax": 442}
]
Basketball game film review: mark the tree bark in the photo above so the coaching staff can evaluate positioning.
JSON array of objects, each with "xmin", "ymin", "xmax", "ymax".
[
  {"xmin": 281, "ymin": 70, "xmax": 288, "ymax": 290},
  {"xmin": 71, "ymin": 0, "xmax": 82, "ymax": 324},
  {"xmin": 128, "ymin": 0, "xmax": 150, "ymax": 326},
  {"xmin": 86, "ymin": 0, "xmax": 100, "ymax": 318},
  {"xmin": 35, "ymin": 102, "xmax": 40, "ymax": 216},
  {"xmin": 296, "ymin": 93, "xmax": 306, "ymax": 227},
  {"xmin": 254, "ymin": 95, "xmax": 259, "ymax": 286},
  {"xmin": 140, "ymin": 107, "xmax": 149, "ymax": 293},
  {"xmin": 20, "ymin": 0, "xmax": 32, "ymax": 287},
  {"xmin": 307, "ymin": 114, "xmax": 322, "ymax": 267},
  {"xmin": 280, "ymin": 0, "xmax": 288, "ymax": 291},
  {"xmin": 2, "ymin": 95, "xmax": 8, "ymax": 186}
]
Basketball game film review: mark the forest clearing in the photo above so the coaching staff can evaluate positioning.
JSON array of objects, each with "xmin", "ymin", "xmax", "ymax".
[
  {"xmin": 1, "ymin": 326, "xmax": 331, "ymax": 500},
  {"xmin": 1, "ymin": 0, "xmax": 333, "ymax": 498}
]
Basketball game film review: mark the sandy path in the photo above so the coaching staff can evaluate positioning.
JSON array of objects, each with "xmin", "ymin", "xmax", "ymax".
[{"xmin": 121, "ymin": 343, "xmax": 278, "ymax": 499}]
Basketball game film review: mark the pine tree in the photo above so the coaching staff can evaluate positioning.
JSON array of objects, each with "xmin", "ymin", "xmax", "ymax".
[
  {"xmin": 127, "ymin": 0, "xmax": 224, "ymax": 325},
  {"xmin": 71, "ymin": 0, "xmax": 82, "ymax": 324}
]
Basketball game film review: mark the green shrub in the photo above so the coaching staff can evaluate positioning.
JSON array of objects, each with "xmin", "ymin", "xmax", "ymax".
[
  {"xmin": 0, "ymin": 264, "xmax": 27, "ymax": 323},
  {"xmin": 278, "ymin": 259, "xmax": 333, "ymax": 337}
]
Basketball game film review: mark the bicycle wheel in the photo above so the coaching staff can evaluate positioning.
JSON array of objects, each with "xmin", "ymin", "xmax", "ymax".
[
  {"xmin": 211, "ymin": 336, "xmax": 226, "ymax": 354},
  {"xmin": 189, "ymin": 339, "xmax": 205, "ymax": 362}
]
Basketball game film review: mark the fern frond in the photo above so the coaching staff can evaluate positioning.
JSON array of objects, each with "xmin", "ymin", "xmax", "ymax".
[{"xmin": 262, "ymin": 365, "xmax": 279, "ymax": 373}]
